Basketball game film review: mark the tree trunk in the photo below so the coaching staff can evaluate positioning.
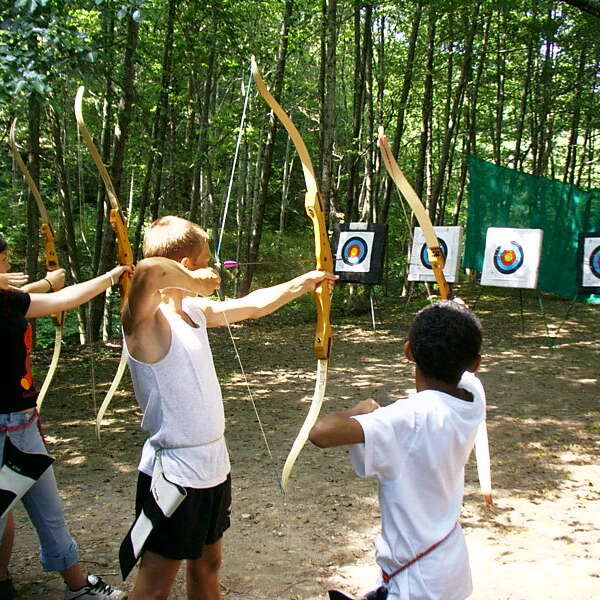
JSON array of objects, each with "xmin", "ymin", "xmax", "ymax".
[
  {"xmin": 240, "ymin": 0, "xmax": 294, "ymax": 297},
  {"xmin": 26, "ymin": 95, "xmax": 41, "ymax": 283},
  {"xmin": 429, "ymin": 2, "xmax": 480, "ymax": 223},
  {"xmin": 91, "ymin": 12, "xmax": 139, "ymax": 340},
  {"xmin": 149, "ymin": 0, "xmax": 176, "ymax": 221},
  {"xmin": 563, "ymin": 48, "xmax": 587, "ymax": 184},
  {"xmin": 453, "ymin": 11, "xmax": 491, "ymax": 225},
  {"xmin": 415, "ymin": 8, "xmax": 436, "ymax": 202},
  {"xmin": 380, "ymin": 2, "xmax": 423, "ymax": 224},
  {"xmin": 346, "ymin": 1, "xmax": 372, "ymax": 221},
  {"xmin": 319, "ymin": 0, "xmax": 337, "ymax": 221}
]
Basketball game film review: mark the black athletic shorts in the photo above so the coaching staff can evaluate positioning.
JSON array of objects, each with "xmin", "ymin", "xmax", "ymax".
[{"xmin": 135, "ymin": 471, "xmax": 231, "ymax": 560}]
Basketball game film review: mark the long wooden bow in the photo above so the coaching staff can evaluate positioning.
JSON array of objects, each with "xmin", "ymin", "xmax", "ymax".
[
  {"xmin": 75, "ymin": 86, "xmax": 134, "ymax": 440},
  {"xmin": 251, "ymin": 57, "xmax": 333, "ymax": 492},
  {"xmin": 378, "ymin": 127, "xmax": 493, "ymax": 506},
  {"xmin": 9, "ymin": 118, "xmax": 64, "ymax": 414}
]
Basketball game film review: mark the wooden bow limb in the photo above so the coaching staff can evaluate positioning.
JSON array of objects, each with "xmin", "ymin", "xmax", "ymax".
[
  {"xmin": 377, "ymin": 127, "xmax": 493, "ymax": 506},
  {"xmin": 75, "ymin": 86, "xmax": 134, "ymax": 440},
  {"xmin": 9, "ymin": 119, "xmax": 64, "ymax": 414},
  {"xmin": 251, "ymin": 57, "xmax": 333, "ymax": 492}
]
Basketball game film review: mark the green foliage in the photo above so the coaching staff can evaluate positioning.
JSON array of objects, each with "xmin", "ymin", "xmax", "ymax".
[{"xmin": 1, "ymin": 0, "xmax": 599, "ymax": 353}]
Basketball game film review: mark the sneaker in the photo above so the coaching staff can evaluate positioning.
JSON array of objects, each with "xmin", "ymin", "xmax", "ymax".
[
  {"xmin": 64, "ymin": 574, "xmax": 127, "ymax": 599},
  {"xmin": 0, "ymin": 575, "xmax": 15, "ymax": 600}
]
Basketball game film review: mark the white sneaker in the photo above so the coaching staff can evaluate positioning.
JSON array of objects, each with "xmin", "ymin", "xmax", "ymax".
[{"xmin": 64, "ymin": 574, "xmax": 127, "ymax": 599}]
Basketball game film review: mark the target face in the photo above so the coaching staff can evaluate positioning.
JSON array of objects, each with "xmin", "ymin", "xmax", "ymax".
[
  {"xmin": 577, "ymin": 233, "xmax": 600, "ymax": 293},
  {"xmin": 341, "ymin": 236, "xmax": 369, "ymax": 266},
  {"xmin": 420, "ymin": 238, "xmax": 448, "ymax": 270},
  {"xmin": 332, "ymin": 223, "xmax": 387, "ymax": 284},
  {"xmin": 493, "ymin": 241, "xmax": 524, "ymax": 274},
  {"xmin": 481, "ymin": 227, "xmax": 543, "ymax": 289},
  {"xmin": 408, "ymin": 226, "xmax": 462, "ymax": 283}
]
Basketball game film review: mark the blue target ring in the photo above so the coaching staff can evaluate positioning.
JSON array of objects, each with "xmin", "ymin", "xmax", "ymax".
[
  {"xmin": 341, "ymin": 236, "xmax": 369, "ymax": 266},
  {"xmin": 589, "ymin": 245, "xmax": 600, "ymax": 279},
  {"xmin": 420, "ymin": 239, "xmax": 448, "ymax": 270},
  {"xmin": 493, "ymin": 241, "xmax": 524, "ymax": 274}
]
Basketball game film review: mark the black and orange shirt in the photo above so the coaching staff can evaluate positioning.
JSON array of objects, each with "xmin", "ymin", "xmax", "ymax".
[{"xmin": 0, "ymin": 291, "xmax": 37, "ymax": 413}]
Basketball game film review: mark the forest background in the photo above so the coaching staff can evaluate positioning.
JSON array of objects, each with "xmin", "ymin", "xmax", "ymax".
[{"xmin": 1, "ymin": 0, "xmax": 599, "ymax": 345}]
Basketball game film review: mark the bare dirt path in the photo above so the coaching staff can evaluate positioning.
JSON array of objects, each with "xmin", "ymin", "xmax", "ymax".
[{"xmin": 11, "ymin": 289, "xmax": 600, "ymax": 599}]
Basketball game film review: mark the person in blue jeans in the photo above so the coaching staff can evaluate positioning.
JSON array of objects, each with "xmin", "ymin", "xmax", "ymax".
[{"xmin": 0, "ymin": 233, "xmax": 132, "ymax": 600}]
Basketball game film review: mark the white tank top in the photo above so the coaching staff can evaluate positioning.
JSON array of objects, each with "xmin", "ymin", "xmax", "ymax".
[{"xmin": 125, "ymin": 298, "xmax": 230, "ymax": 488}]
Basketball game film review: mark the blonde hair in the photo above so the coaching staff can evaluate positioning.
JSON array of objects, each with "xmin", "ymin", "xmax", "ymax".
[{"xmin": 143, "ymin": 216, "xmax": 209, "ymax": 261}]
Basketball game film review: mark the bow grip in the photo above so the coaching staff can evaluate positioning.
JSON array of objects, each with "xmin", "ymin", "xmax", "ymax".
[
  {"xmin": 39, "ymin": 223, "xmax": 64, "ymax": 326},
  {"xmin": 109, "ymin": 209, "xmax": 133, "ymax": 302}
]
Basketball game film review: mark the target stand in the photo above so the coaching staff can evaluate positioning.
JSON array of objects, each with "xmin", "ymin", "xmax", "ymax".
[
  {"xmin": 332, "ymin": 223, "xmax": 388, "ymax": 330},
  {"xmin": 479, "ymin": 227, "xmax": 556, "ymax": 343}
]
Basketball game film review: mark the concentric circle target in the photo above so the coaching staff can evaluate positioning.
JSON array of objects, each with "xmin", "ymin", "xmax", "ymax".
[
  {"xmin": 420, "ymin": 239, "xmax": 448, "ymax": 270},
  {"xmin": 493, "ymin": 241, "xmax": 524, "ymax": 274},
  {"xmin": 589, "ymin": 245, "xmax": 600, "ymax": 279},
  {"xmin": 341, "ymin": 236, "xmax": 369, "ymax": 266}
]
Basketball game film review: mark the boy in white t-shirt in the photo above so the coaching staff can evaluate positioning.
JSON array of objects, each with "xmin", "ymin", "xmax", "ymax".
[
  {"xmin": 121, "ymin": 215, "xmax": 337, "ymax": 600},
  {"xmin": 310, "ymin": 301, "xmax": 485, "ymax": 600}
]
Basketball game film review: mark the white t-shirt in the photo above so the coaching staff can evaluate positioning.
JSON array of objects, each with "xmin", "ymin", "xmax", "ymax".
[
  {"xmin": 125, "ymin": 297, "xmax": 230, "ymax": 489},
  {"xmin": 349, "ymin": 371, "xmax": 486, "ymax": 600}
]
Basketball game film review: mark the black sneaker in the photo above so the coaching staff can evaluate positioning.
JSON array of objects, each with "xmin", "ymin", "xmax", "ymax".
[
  {"xmin": 64, "ymin": 574, "xmax": 126, "ymax": 599},
  {"xmin": 0, "ymin": 575, "xmax": 15, "ymax": 600}
]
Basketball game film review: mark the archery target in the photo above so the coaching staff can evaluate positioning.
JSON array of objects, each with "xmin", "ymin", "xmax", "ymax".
[
  {"xmin": 576, "ymin": 233, "xmax": 600, "ymax": 293},
  {"xmin": 332, "ymin": 223, "xmax": 387, "ymax": 284},
  {"xmin": 408, "ymin": 226, "xmax": 462, "ymax": 283},
  {"xmin": 481, "ymin": 227, "xmax": 543, "ymax": 289}
]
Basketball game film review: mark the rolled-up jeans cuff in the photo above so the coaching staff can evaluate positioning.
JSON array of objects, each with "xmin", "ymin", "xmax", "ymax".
[{"xmin": 40, "ymin": 539, "xmax": 79, "ymax": 572}]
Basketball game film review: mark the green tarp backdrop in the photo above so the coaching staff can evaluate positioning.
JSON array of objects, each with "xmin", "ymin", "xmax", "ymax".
[{"xmin": 463, "ymin": 156, "xmax": 600, "ymax": 302}]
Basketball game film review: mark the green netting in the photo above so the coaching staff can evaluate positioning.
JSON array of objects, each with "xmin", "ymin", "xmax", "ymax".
[{"xmin": 463, "ymin": 156, "xmax": 600, "ymax": 302}]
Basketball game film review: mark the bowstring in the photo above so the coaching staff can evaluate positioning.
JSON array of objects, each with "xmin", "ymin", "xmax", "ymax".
[{"xmin": 214, "ymin": 65, "xmax": 277, "ymax": 481}]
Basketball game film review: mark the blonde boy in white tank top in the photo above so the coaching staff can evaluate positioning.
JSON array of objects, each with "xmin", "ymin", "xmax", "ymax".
[{"xmin": 122, "ymin": 215, "xmax": 337, "ymax": 600}]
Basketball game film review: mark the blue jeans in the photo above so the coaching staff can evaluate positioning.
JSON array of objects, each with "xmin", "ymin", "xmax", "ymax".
[{"xmin": 0, "ymin": 410, "xmax": 79, "ymax": 572}]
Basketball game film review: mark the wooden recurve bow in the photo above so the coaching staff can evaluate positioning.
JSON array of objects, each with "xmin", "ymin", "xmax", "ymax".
[
  {"xmin": 251, "ymin": 57, "xmax": 334, "ymax": 492},
  {"xmin": 378, "ymin": 127, "xmax": 493, "ymax": 505},
  {"xmin": 75, "ymin": 86, "xmax": 134, "ymax": 441},
  {"xmin": 9, "ymin": 118, "xmax": 64, "ymax": 413}
]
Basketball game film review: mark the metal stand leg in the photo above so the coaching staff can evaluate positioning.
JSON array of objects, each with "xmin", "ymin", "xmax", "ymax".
[
  {"xmin": 537, "ymin": 292, "xmax": 552, "ymax": 348},
  {"xmin": 519, "ymin": 289, "xmax": 525, "ymax": 334},
  {"xmin": 369, "ymin": 288, "xmax": 376, "ymax": 331}
]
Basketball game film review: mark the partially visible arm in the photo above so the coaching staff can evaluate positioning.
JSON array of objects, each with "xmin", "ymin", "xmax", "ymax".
[
  {"xmin": 21, "ymin": 268, "xmax": 66, "ymax": 294},
  {"xmin": 309, "ymin": 399, "xmax": 380, "ymax": 448},
  {"xmin": 200, "ymin": 270, "xmax": 338, "ymax": 327},
  {"xmin": 25, "ymin": 265, "xmax": 131, "ymax": 318}
]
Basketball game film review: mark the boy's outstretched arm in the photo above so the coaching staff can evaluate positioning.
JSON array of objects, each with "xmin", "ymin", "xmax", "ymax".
[
  {"xmin": 201, "ymin": 270, "xmax": 338, "ymax": 327},
  {"xmin": 309, "ymin": 399, "xmax": 379, "ymax": 448}
]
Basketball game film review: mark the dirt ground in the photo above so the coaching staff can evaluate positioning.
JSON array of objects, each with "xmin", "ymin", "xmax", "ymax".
[{"xmin": 10, "ymin": 287, "xmax": 600, "ymax": 599}]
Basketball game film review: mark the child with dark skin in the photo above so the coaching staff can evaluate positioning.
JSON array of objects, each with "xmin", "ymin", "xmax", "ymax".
[{"xmin": 310, "ymin": 301, "xmax": 485, "ymax": 600}]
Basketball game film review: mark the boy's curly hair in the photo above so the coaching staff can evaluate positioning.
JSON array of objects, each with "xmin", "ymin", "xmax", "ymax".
[{"xmin": 408, "ymin": 300, "xmax": 482, "ymax": 384}]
